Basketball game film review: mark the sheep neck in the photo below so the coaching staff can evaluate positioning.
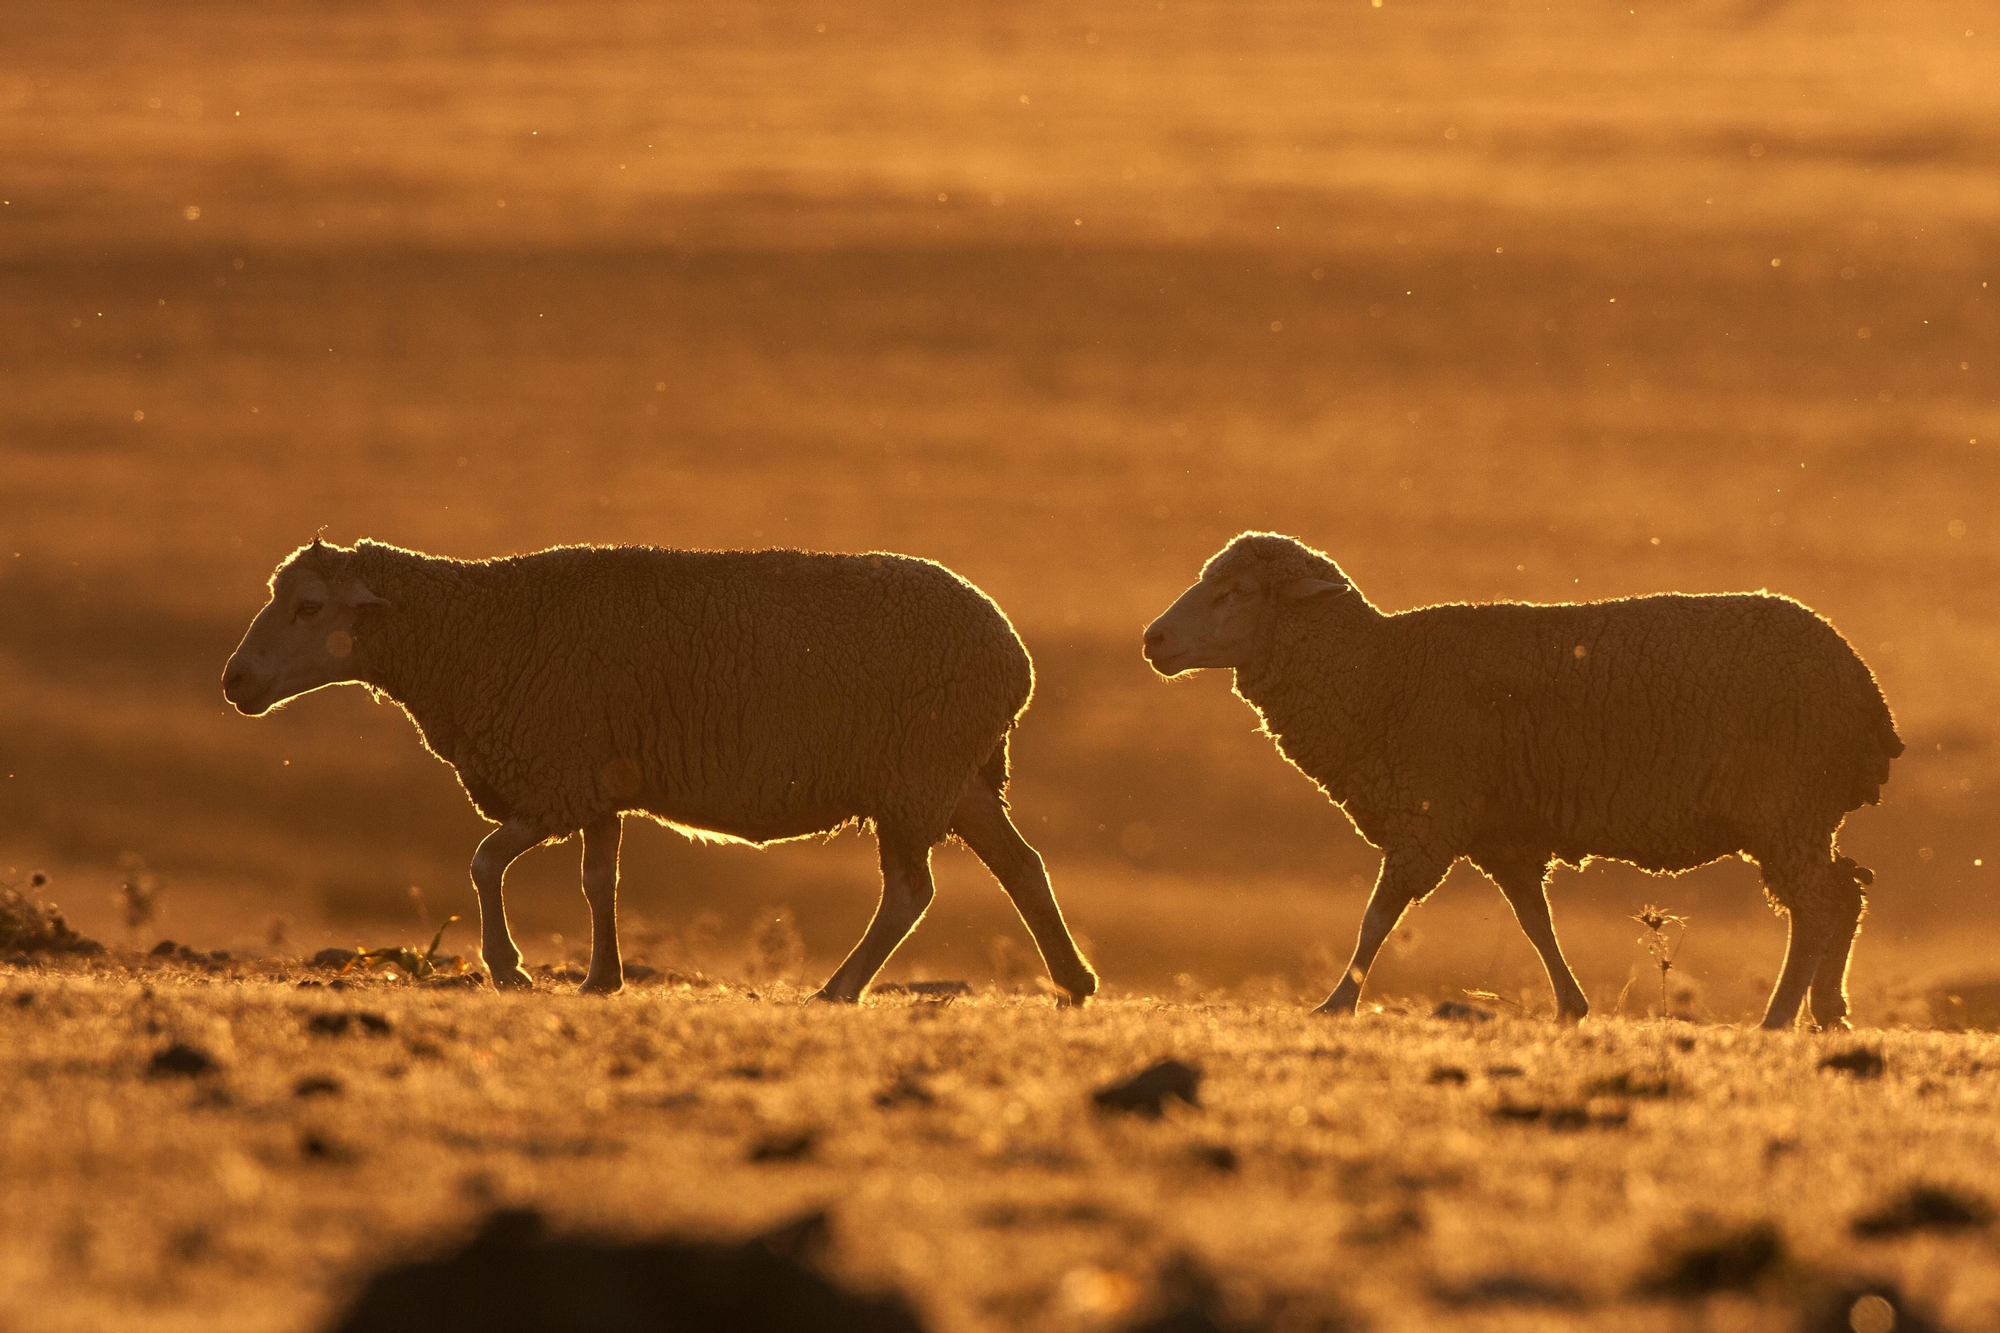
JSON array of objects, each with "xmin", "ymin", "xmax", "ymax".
[
  {"xmin": 346, "ymin": 545, "xmax": 487, "ymax": 755},
  {"xmin": 1234, "ymin": 596, "xmax": 1385, "ymax": 803}
]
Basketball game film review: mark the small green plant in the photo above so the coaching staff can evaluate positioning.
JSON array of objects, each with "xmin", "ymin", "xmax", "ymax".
[
  {"xmin": 1462, "ymin": 988, "xmax": 1524, "ymax": 1016},
  {"xmin": 1633, "ymin": 905, "xmax": 1690, "ymax": 1020},
  {"xmin": 342, "ymin": 915, "xmax": 467, "ymax": 980}
]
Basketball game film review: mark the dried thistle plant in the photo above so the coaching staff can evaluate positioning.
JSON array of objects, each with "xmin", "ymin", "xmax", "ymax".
[
  {"xmin": 117, "ymin": 853, "xmax": 163, "ymax": 936},
  {"xmin": 746, "ymin": 909, "xmax": 804, "ymax": 982},
  {"xmin": 1633, "ymin": 905, "xmax": 1690, "ymax": 1020}
]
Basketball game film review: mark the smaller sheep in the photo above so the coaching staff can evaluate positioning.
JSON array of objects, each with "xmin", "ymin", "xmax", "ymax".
[
  {"xmin": 1143, "ymin": 532, "xmax": 1902, "ymax": 1030},
  {"xmin": 223, "ymin": 538, "xmax": 1097, "ymax": 1006}
]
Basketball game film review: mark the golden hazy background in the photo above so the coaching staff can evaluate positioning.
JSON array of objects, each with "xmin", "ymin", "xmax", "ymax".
[{"xmin": 2, "ymin": 0, "xmax": 1993, "ymax": 1019}]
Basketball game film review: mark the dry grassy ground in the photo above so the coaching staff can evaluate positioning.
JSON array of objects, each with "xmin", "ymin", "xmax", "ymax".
[{"xmin": 5, "ymin": 958, "xmax": 2000, "ymax": 1332}]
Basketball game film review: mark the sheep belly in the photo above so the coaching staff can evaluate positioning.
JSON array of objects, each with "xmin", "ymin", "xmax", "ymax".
[{"xmin": 632, "ymin": 794, "xmax": 862, "ymax": 847}]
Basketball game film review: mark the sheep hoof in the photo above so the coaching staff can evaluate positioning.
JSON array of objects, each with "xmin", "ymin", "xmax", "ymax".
[
  {"xmin": 808, "ymin": 988, "xmax": 858, "ymax": 1005},
  {"xmin": 1312, "ymin": 984, "xmax": 1360, "ymax": 1016},
  {"xmin": 1814, "ymin": 1016, "xmax": 1852, "ymax": 1033},
  {"xmin": 490, "ymin": 966, "xmax": 534, "ymax": 991},
  {"xmin": 1054, "ymin": 990, "xmax": 1090, "ymax": 1009},
  {"xmin": 1557, "ymin": 1003, "xmax": 1590, "ymax": 1025},
  {"xmin": 578, "ymin": 975, "xmax": 623, "ymax": 996}
]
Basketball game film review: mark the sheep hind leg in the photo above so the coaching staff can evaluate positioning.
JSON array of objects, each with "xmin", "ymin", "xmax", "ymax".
[
  {"xmin": 1314, "ymin": 849, "xmax": 1453, "ymax": 1016},
  {"xmin": 813, "ymin": 839, "xmax": 936, "ymax": 1004},
  {"xmin": 1760, "ymin": 913, "xmax": 1823, "ymax": 1032},
  {"xmin": 471, "ymin": 818, "xmax": 544, "ymax": 990},
  {"xmin": 1758, "ymin": 849, "xmax": 1846, "ymax": 1031},
  {"xmin": 578, "ymin": 812, "xmax": 624, "ymax": 996},
  {"xmin": 1807, "ymin": 858, "xmax": 1869, "ymax": 1032},
  {"xmin": 1482, "ymin": 859, "xmax": 1589, "ymax": 1023},
  {"xmin": 950, "ymin": 781, "xmax": 1098, "ymax": 1007}
]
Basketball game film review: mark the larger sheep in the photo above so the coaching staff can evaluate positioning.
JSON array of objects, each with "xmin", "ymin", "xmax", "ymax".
[
  {"xmin": 1142, "ymin": 532, "xmax": 1901, "ymax": 1030},
  {"xmin": 222, "ymin": 538, "xmax": 1098, "ymax": 1005}
]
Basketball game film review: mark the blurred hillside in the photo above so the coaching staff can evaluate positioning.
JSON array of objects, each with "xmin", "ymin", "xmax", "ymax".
[{"xmin": 0, "ymin": 0, "xmax": 1993, "ymax": 1017}]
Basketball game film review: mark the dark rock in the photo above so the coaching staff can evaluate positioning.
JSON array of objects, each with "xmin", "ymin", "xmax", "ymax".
[
  {"xmin": 1118, "ymin": 1250, "xmax": 1357, "ymax": 1333},
  {"xmin": 1427, "ymin": 1066, "xmax": 1468, "ymax": 1085},
  {"xmin": 148, "ymin": 1042, "xmax": 220, "ymax": 1078},
  {"xmin": 1093, "ymin": 1059, "xmax": 1202, "ymax": 1118},
  {"xmin": 1491, "ymin": 1099, "xmax": 1625, "ymax": 1130},
  {"xmin": 872, "ymin": 1074, "xmax": 935, "ymax": 1109},
  {"xmin": 311, "ymin": 947, "xmax": 358, "ymax": 970},
  {"xmin": 429, "ymin": 973, "xmax": 485, "ymax": 989},
  {"xmin": 1819, "ymin": 1047, "xmax": 1886, "ymax": 1079},
  {"xmin": 1433, "ymin": 1000, "xmax": 1495, "ymax": 1022},
  {"xmin": 1851, "ymin": 1183, "xmax": 1994, "ymax": 1239},
  {"xmin": 322, "ymin": 1208, "xmax": 924, "ymax": 1333},
  {"xmin": 1431, "ymin": 1272, "xmax": 1585, "ymax": 1309},
  {"xmin": 1188, "ymin": 1144, "xmax": 1238, "ymax": 1173},
  {"xmin": 1586, "ymin": 1071, "xmax": 1676, "ymax": 1099},
  {"xmin": 295, "ymin": 1075, "xmax": 344, "ymax": 1099},
  {"xmin": 622, "ymin": 963, "xmax": 661, "ymax": 983},
  {"xmin": 1635, "ymin": 1220, "xmax": 1786, "ymax": 1297},
  {"xmin": 308, "ymin": 1010, "xmax": 393, "ymax": 1037},
  {"xmin": 747, "ymin": 1131, "xmax": 818, "ymax": 1164},
  {"xmin": 150, "ymin": 939, "xmax": 178, "ymax": 957},
  {"xmin": 300, "ymin": 1131, "xmax": 357, "ymax": 1164}
]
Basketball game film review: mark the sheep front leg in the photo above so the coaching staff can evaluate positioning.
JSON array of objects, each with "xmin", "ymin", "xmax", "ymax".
[
  {"xmin": 1480, "ymin": 858, "xmax": 1590, "ymax": 1022},
  {"xmin": 950, "ymin": 782, "xmax": 1098, "ymax": 1007},
  {"xmin": 471, "ymin": 818, "xmax": 544, "ymax": 990},
  {"xmin": 813, "ymin": 840, "xmax": 936, "ymax": 1003},
  {"xmin": 1313, "ymin": 849, "xmax": 1451, "ymax": 1016},
  {"xmin": 579, "ymin": 812, "xmax": 624, "ymax": 995}
]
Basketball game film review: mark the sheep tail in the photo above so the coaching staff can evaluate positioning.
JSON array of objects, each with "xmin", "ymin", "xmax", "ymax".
[{"xmin": 979, "ymin": 730, "xmax": 1012, "ymax": 798}]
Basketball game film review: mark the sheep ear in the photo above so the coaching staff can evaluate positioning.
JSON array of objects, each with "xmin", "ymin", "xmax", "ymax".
[
  {"xmin": 343, "ymin": 579, "xmax": 389, "ymax": 609},
  {"xmin": 1281, "ymin": 577, "xmax": 1346, "ymax": 602}
]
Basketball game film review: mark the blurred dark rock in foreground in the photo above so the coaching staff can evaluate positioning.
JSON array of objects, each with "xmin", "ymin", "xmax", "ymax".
[{"xmin": 324, "ymin": 1208, "xmax": 926, "ymax": 1333}]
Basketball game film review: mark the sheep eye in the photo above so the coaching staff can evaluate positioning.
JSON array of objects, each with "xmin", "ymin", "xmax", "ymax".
[{"xmin": 296, "ymin": 600, "xmax": 323, "ymax": 619}]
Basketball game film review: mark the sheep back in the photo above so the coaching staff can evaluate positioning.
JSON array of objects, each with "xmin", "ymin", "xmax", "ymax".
[{"xmin": 346, "ymin": 542, "xmax": 1032, "ymax": 850}]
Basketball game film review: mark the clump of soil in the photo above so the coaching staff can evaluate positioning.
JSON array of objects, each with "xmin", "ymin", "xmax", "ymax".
[
  {"xmin": 1634, "ymin": 1219, "xmax": 1786, "ymax": 1297},
  {"xmin": 1093, "ymin": 1059, "xmax": 1202, "ymax": 1118},
  {"xmin": 0, "ymin": 876, "xmax": 105, "ymax": 957},
  {"xmin": 323, "ymin": 1208, "xmax": 925, "ymax": 1333},
  {"xmin": 1851, "ymin": 1183, "xmax": 1994, "ymax": 1239}
]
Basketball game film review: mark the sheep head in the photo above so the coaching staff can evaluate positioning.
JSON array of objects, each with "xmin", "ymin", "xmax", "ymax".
[
  {"xmin": 222, "ymin": 538, "xmax": 388, "ymax": 716},
  {"xmin": 1143, "ymin": 532, "xmax": 1354, "ymax": 677}
]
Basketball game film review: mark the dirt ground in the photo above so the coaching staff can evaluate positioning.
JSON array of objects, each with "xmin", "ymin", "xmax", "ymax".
[{"xmin": 6, "ymin": 959, "xmax": 2000, "ymax": 1333}]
